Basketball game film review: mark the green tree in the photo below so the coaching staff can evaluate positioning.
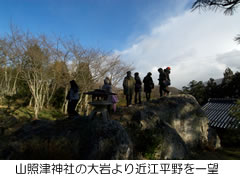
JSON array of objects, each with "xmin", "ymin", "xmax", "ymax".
[
  {"xmin": 205, "ymin": 78, "xmax": 217, "ymax": 98},
  {"xmin": 183, "ymin": 80, "xmax": 206, "ymax": 105}
]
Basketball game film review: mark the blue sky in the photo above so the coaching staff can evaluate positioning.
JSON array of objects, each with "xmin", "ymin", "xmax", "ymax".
[
  {"xmin": 0, "ymin": 0, "xmax": 240, "ymax": 88},
  {"xmin": 0, "ymin": 0, "xmax": 192, "ymax": 51}
]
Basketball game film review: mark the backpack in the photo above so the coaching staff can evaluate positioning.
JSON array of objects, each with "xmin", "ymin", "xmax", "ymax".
[
  {"xmin": 112, "ymin": 95, "xmax": 119, "ymax": 103},
  {"xmin": 163, "ymin": 80, "xmax": 171, "ymax": 86}
]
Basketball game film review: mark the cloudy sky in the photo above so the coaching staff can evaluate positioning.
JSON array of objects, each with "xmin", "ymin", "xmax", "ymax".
[
  {"xmin": 115, "ymin": 3, "xmax": 240, "ymax": 89},
  {"xmin": 0, "ymin": 0, "xmax": 240, "ymax": 89}
]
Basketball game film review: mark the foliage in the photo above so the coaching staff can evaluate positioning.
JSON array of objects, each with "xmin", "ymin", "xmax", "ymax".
[
  {"xmin": 182, "ymin": 67, "xmax": 240, "ymax": 106},
  {"xmin": 192, "ymin": 0, "xmax": 240, "ymax": 15},
  {"xmin": 192, "ymin": 0, "xmax": 240, "ymax": 42},
  {"xmin": 0, "ymin": 25, "xmax": 133, "ymax": 118},
  {"xmin": 183, "ymin": 80, "xmax": 207, "ymax": 105},
  {"xmin": 230, "ymin": 99, "xmax": 240, "ymax": 123}
]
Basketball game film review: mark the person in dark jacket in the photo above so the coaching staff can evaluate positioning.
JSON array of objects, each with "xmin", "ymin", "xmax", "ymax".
[
  {"xmin": 143, "ymin": 72, "xmax": 154, "ymax": 101},
  {"xmin": 158, "ymin": 68, "xmax": 167, "ymax": 97},
  {"xmin": 164, "ymin": 67, "xmax": 171, "ymax": 95},
  {"xmin": 134, "ymin": 72, "xmax": 142, "ymax": 104},
  {"xmin": 66, "ymin": 80, "xmax": 79, "ymax": 117},
  {"xmin": 102, "ymin": 77, "xmax": 112, "ymax": 93},
  {"xmin": 123, "ymin": 71, "xmax": 135, "ymax": 107}
]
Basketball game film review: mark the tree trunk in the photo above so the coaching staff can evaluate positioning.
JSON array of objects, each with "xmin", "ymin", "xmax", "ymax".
[
  {"xmin": 61, "ymin": 86, "xmax": 69, "ymax": 114},
  {"xmin": 29, "ymin": 96, "xmax": 33, "ymax": 107},
  {"xmin": 84, "ymin": 94, "xmax": 90, "ymax": 116},
  {"xmin": 34, "ymin": 100, "xmax": 39, "ymax": 119}
]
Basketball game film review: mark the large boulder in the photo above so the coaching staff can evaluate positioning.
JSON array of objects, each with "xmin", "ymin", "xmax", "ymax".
[
  {"xmin": 1, "ymin": 117, "xmax": 132, "ymax": 160},
  {"xmin": 113, "ymin": 94, "xmax": 220, "ymax": 159},
  {"xmin": 148, "ymin": 94, "xmax": 210, "ymax": 148},
  {"xmin": 119, "ymin": 108, "xmax": 188, "ymax": 159}
]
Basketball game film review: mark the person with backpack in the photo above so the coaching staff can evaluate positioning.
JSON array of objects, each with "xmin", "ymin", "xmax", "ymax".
[
  {"xmin": 66, "ymin": 80, "xmax": 79, "ymax": 118},
  {"xmin": 134, "ymin": 72, "xmax": 142, "ymax": 104},
  {"xmin": 164, "ymin": 67, "xmax": 171, "ymax": 95},
  {"xmin": 123, "ymin": 71, "xmax": 135, "ymax": 107},
  {"xmin": 143, "ymin": 72, "xmax": 154, "ymax": 101},
  {"xmin": 158, "ymin": 68, "xmax": 167, "ymax": 97}
]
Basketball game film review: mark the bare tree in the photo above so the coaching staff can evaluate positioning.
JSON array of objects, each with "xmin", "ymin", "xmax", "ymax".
[
  {"xmin": 22, "ymin": 41, "xmax": 50, "ymax": 119},
  {"xmin": 0, "ymin": 25, "xmax": 25, "ymax": 98},
  {"xmin": 1, "ymin": 25, "xmax": 134, "ymax": 118},
  {"xmin": 103, "ymin": 55, "xmax": 134, "ymax": 87},
  {"xmin": 192, "ymin": 0, "xmax": 240, "ymax": 15}
]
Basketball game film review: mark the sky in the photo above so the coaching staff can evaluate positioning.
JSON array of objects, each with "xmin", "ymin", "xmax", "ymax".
[{"xmin": 0, "ymin": 0, "xmax": 240, "ymax": 89}]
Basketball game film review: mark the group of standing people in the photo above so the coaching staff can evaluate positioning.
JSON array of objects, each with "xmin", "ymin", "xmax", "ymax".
[
  {"xmin": 123, "ymin": 67, "xmax": 171, "ymax": 107},
  {"xmin": 66, "ymin": 77, "xmax": 118, "ymax": 118},
  {"xmin": 65, "ymin": 66, "xmax": 171, "ymax": 117}
]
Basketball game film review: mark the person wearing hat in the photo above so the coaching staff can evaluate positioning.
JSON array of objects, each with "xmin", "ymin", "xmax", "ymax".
[
  {"xmin": 158, "ymin": 68, "xmax": 167, "ymax": 97},
  {"xmin": 143, "ymin": 72, "xmax": 154, "ymax": 101},
  {"xmin": 123, "ymin": 71, "xmax": 135, "ymax": 107},
  {"xmin": 134, "ymin": 72, "xmax": 142, "ymax": 104}
]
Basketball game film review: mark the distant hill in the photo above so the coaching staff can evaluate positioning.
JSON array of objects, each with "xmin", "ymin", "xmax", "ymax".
[{"xmin": 168, "ymin": 87, "xmax": 182, "ymax": 95}]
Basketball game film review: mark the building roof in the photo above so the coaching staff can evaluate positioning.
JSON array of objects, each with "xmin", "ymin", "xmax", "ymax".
[{"xmin": 202, "ymin": 98, "xmax": 239, "ymax": 129}]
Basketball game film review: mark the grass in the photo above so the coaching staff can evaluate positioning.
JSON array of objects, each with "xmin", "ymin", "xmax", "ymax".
[
  {"xmin": 190, "ymin": 147, "xmax": 240, "ymax": 160},
  {"xmin": 0, "ymin": 104, "xmax": 66, "ymax": 128}
]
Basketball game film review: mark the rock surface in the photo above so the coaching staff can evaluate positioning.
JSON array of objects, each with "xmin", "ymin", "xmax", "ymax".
[
  {"xmin": 113, "ymin": 94, "xmax": 220, "ymax": 159},
  {"xmin": 0, "ymin": 94, "xmax": 220, "ymax": 160},
  {"xmin": 1, "ymin": 117, "xmax": 132, "ymax": 160}
]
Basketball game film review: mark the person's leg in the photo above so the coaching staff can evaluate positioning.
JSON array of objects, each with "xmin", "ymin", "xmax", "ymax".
[
  {"xmin": 67, "ymin": 100, "xmax": 74, "ymax": 117},
  {"xmin": 134, "ymin": 91, "xmax": 138, "ymax": 104},
  {"xmin": 166, "ymin": 86, "xmax": 170, "ymax": 96},
  {"xmin": 146, "ymin": 92, "xmax": 149, "ymax": 101},
  {"xmin": 163, "ymin": 86, "xmax": 167, "ymax": 96},
  {"xmin": 67, "ymin": 101, "xmax": 72, "ymax": 116},
  {"xmin": 139, "ymin": 91, "xmax": 141, "ymax": 104},
  {"xmin": 160, "ymin": 86, "xmax": 163, "ymax": 97},
  {"xmin": 126, "ymin": 95, "xmax": 129, "ymax": 107},
  {"xmin": 72, "ymin": 100, "xmax": 79, "ymax": 116},
  {"xmin": 113, "ymin": 103, "xmax": 116, "ymax": 112},
  {"xmin": 129, "ymin": 93, "xmax": 133, "ymax": 105},
  {"xmin": 148, "ymin": 92, "xmax": 151, "ymax": 101}
]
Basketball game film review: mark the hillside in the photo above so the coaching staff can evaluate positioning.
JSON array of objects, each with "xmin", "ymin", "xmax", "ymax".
[{"xmin": 0, "ymin": 94, "xmax": 227, "ymax": 160}]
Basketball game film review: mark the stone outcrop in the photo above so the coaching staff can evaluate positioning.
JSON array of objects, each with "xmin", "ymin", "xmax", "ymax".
[
  {"xmin": 113, "ymin": 94, "xmax": 220, "ymax": 159},
  {"xmin": 1, "ymin": 117, "xmax": 132, "ymax": 160},
  {"xmin": 0, "ymin": 94, "xmax": 220, "ymax": 160}
]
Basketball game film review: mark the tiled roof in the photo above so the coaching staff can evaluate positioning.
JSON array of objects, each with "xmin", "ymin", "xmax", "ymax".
[{"xmin": 202, "ymin": 98, "xmax": 239, "ymax": 129}]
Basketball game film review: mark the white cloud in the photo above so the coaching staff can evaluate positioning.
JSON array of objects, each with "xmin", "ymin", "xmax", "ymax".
[{"xmin": 116, "ymin": 10, "xmax": 240, "ymax": 89}]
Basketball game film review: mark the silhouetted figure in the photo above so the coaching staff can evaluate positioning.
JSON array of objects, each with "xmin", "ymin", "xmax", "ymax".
[
  {"xmin": 143, "ymin": 72, "xmax": 154, "ymax": 101},
  {"xmin": 123, "ymin": 71, "xmax": 135, "ymax": 107},
  {"xmin": 134, "ymin": 72, "xmax": 142, "ymax": 104},
  {"xmin": 66, "ymin": 80, "xmax": 79, "ymax": 117},
  {"xmin": 164, "ymin": 67, "xmax": 171, "ymax": 95},
  {"xmin": 102, "ymin": 77, "xmax": 112, "ymax": 112},
  {"xmin": 102, "ymin": 77, "xmax": 118, "ymax": 112},
  {"xmin": 102, "ymin": 77, "xmax": 112, "ymax": 93},
  {"xmin": 158, "ymin": 68, "xmax": 167, "ymax": 97}
]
